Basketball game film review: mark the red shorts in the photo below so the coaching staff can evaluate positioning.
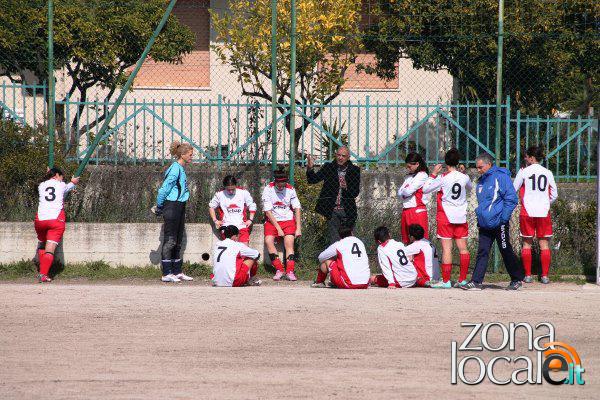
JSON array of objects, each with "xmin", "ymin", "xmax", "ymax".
[
  {"xmin": 329, "ymin": 261, "xmax": 368, "ymax": 289},
  {"xmin": 264, "ymin": 219, "xmax": 296, "ymax": 237},
  {"xmin": 221, "ymin": 227, "xmax": 250, "ymax": 243},
  {"xmin": 520, "ymin": 214, "xmax": 553, "ymax": 238},
  {"xmin": 437, "ymin": 220, "xmax": 468, "ymax": 239},
  {"xmin": 401, "ymin": 207, "xmax": 429, "ymax": 243},
  {"xmin": 232, "ymin": 257, "xmax": 258, "ymax": 287},
  {"xmin": 34, "ymin": 211, "xmax": 66, "ymax": 243}
]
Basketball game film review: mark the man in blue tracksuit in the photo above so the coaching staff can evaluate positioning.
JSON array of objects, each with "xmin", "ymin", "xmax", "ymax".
[{"xmin": 462, "ymin": 153, "xmax": 525, "ymax": 291}]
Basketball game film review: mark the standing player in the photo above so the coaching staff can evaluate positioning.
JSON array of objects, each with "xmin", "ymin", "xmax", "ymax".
[
  {"xmin": 212, "ymin": 225, "xmax": 261, "ymax": 287},
  {"xmin": 35, "ymin": 167, "xmax": 79, "ymax": 282},
  {"xmin": 513, "ymin": 146, "xmax": 558, "ymax": 284},
  {"xmin": 311, "ymin": 227, "xmax": 369, "ymax": 289},
  {"xmin": 209, "ymin": 175, "xmax": 257, "ymax": 244},
  {"xmin": 370, "ymin": 226, "xmax": 428, "ymax": 288},
  {"xmin": 397, "ymin": 152, "xmax": 431, "ymax": 243},
  {"xmin": 262, "ymin": 169, "xmax": 302, "ymax": 281},
  {"xmin": 423, "ymin": 148, "xmax": 472, "ymax": 288},
  {"xmin": 405, "ymin": 224, "xmax": 438, "ymax": 287}
]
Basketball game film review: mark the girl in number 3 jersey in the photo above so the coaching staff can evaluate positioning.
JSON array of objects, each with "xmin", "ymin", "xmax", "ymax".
[{"xmin": 34, "ymin": 167, "xmax": 79, "ymax": 282}]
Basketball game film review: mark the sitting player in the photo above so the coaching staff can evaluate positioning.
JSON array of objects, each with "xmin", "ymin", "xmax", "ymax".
[
  {"xmin": 212, "ymin": 225, "xmax": 261, "ymax": 287},
  {"xmin": 370, "ymin": 226, "xmax": 429, "ymax": 288},
  {"xmin": 311, "ymin": 226, "xmax": 370, "ymax": 289},
  {"xmin": 405, "ymin": 224, "xmax": 439, "ymax": 287}
]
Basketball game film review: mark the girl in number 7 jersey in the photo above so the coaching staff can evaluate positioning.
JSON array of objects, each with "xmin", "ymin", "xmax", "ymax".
[{"xmin": 35, "ymin": 167, "xmax": 79, "ymax": 282}]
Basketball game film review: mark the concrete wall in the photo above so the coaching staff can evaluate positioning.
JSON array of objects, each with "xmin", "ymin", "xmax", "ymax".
[{"xmin": 0, "ymin": 222, "xmax": 268, "ymax": 267}]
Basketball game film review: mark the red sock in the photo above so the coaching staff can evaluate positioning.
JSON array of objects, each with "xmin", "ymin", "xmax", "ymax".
[
  {"xmin": 272, "ymin": 257, "xmax": 284, "ymax": 272},
  {"xmin": 521, "ymin": 248, "xmax": 532, "ymax": 276},
  {"xmin": 40, "ymin": 252, "xmax": 54, "ymax": 276},
  {"xmin": 459, "ymin": 253, "xmax": 470, "ymax": 282},
  {"xmin": 286, "ymin": 258, "xmax": 295, "ymax": 273},
  {"xmin": 540, "ymin": 249, "xmax": 551, "ymax": 277},
  {"xmin": 441, "ymin": 263, "xmax": 452, "ymax": 283},
  {"xmin": 316, "ymin": 270, "xmax": 327, "ymax": 284},
  {"xmin": 37, "ymin": 249, "xmax": 45, "ymax": 265},
  {"xmin": 250, "ymin": 263, "xmax": 258, "ymax": 277}
]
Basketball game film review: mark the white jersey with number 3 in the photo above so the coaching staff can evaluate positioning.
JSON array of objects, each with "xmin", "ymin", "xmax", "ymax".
[
  {"xmin": 423, "ymin": 170, "xmax": 472, "ymax": 224},
  {"xmin": 212, "ymin": 238, "xmax": 260, "ymax": 287},
  {"xmin": 513, "ymin": 164, "xmax": 558, "ymax": 217},
  {"xmin": 377, "ymin": 239, "xmax": 417, "ymax": 287},
  {"xmin": 37, "ymin": 179, "xmax": 75, "ymax": 221},
  {"xmin": 318, "ymin": 236, "xmax": 370, "ymax": 285}
]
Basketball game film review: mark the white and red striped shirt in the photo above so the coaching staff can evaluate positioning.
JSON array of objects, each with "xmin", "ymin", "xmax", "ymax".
[
  {"xmin": 423, "ymin": 170, "xmax": 472, "ymax": 224},
  {"xmin": 37, "ymin": 179, "xmax": 75, "ymax": 221},
  {"xmin": 318, "ymin": 236, "xmax": 370, "ymax": 286},
  {"xmin": 397, "ymin": 171, "xmax": 431, "ymax": 209},
  {"xmin": 513, "ymin": 164, "xmax": 558, "ymax": 218},
  {"xmin": 262, "ymin": 182, "xmax": 301, "ymax": 221},
  {"xmin": 209, "ymin": 188, "xmax": 257, "ymax": 230},
  {"xmin": 376, "ymin": 239, "xmax": 417, "ymax": 288}
]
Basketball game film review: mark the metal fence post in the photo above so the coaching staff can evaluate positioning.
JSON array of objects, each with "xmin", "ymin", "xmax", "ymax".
[
  {"xmin": 47, "ymin": 0, "xmax": 55, "ymax": 168},
  {"xmin": 270, "ymin": 0, "xmax": 278, "ymax": 176},
  {"xmin": 217, "ymin": 94, "xmax": 222, "ymax": 167},
  {"xmin": 288, "ymin": 0, "xmax": 297, "ymax": 184}
]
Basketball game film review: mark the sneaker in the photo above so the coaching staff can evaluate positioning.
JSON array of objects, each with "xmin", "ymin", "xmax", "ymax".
[
  {"xmin": 431, "ymin": 280, "xmax": 452, "ymax": 289},
  {"xmin": 424, "ymin": 280, "xmax": 432, "ymax": 288},
  {"xmin": 273, "ymin": 270, "xmax": 285, "ymax": 281},
  {"xmin": 506, "ymin": 280, "xmax": 522, "ymax": 291},
  {"xmin": 175, "ymin": 273, "xmax": 194, "ymax": 281},
  {"xmin": 453, "ymin": 280, "xmax": 468, "ymax": 288},
  {"xmin": 540, "ymin": 276, "xmax": 550, "ymax": 284},
  {"xmin": 311, "ymin": 281, "xmax": 327, "ymax": 288},
  {"xmin": 248, "ymin": 278, "xmax": 262, "ymax": 286},
  {"xmin": 461, "ymin": 281, "xmax": 483, "ymax": 291},
  {"xmin": 523, "ymin": 275, "xmax": 533, "ymax": 283},
  {"xmin": 327, "ymin": 281, "xmax": 337, "ymax": 288},
  {"xmin": 38, "ymin": 274, "xmax": 52, "ymax": 283},
  {"xmin": 161, "ymin": 274, "xmax": 181, "ymax": 283},
  {"xmin": 286, "ymin": 271, "xmax": 297, "ymax": 281}
]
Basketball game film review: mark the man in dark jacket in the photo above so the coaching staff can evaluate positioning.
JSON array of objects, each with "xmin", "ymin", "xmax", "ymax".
[
  {"xmin": 462, "ymin": 153, "xmax": 525, "ymax": 291},
  {"xmin": 306, "ymin": 147, "xmax": 361, "ymax": 243}
]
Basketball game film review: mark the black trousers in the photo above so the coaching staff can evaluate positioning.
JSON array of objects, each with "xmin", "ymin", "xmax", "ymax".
[
  {"xmin": 161, "ymin": 200, "xmax": 186, "ymax": 275},
  {"xmin": 327, "ymin": 208, "xmax": 356, "ymax": 244},
  {"xmin": 472, "ymin": 222, "xmax": 525, "ymax": 284}
]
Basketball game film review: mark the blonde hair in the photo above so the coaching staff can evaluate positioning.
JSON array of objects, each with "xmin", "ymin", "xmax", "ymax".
[{"xmin": 169, "ymin": 141, "xmax": 193, "ymax": 159}]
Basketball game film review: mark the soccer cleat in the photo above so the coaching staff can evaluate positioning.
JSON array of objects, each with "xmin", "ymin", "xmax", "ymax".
[
  {"xmin": 286, "ymin": 271, "xmax": 297, "ymax": 281},
  {"xmin": 506, "ymin": 280, "xmax": 523, "ymax": 291},
  {"xmin": 453, "ymin": 280, "xmax": 468, "ymax": 288},
  {"xmin": 540, "ymin": 276, "xmax": 550, "ymax": 284},
  {"xmin": 38, "ymin": 274, "xmax": 52, "ymax": 283},
  {"xmin": 161, "ymin": 274, "xmax": 181, "ymax": 283},
  {"xmin": 424, "ymin": 280, "xmax": 432, "ymax": 288},
  {"xmin": 327, "ymin": 281, "xmax": 337, "ymax": 288},
  {"xmin": 311, "ymin": 281, "xmax": 327, "ymax": 288},
  {"xmin": 431, "ymin": 280, "xmax": 452, "ymax": 289},
  {"xmin": 248, "ymin": 278, "xmax": 262, "ymax": 286},
  {"xmin": 523, "ymin": 275, "xmax": 533, "ymax": 283},
  {"xmin": 461, "ymin": 281, "xmax": 483, "ymax": 291},
  {"xmin": 273, "ymin": 270, "xmax": 285, "ymax": 281},
  {"xmin": 175, "ymin": 273, "xmax": 194, "ymax": 281}
]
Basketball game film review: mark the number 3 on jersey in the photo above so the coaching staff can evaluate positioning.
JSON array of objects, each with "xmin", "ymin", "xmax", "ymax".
[
  {"xmin": 351, "ymin": 242, "xmax": 362, "ymax": 258},
  {"xmin": 45, "ymin": 186, "xmax": 56, "ymax": 201}
]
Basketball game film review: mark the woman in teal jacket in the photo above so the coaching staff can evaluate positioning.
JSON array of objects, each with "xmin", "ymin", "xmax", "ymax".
[{"xmin": 155, "ymin": 141, "xmax": 193, "ymax": 282}]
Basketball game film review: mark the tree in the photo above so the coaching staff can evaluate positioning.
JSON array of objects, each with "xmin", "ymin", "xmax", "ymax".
[
  {"xmin": 211, "ymin": 0, "xmax": 363, "ymax": 151},
  {"xmin": 362, "ymin": 0, "xmax": 599, "ymax": 116},
  {"xmin": 0, "ymin": 0, "xmax": 195, "ymax": 148}
]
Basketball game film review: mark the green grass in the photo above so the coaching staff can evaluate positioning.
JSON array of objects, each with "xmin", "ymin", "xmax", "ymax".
[{"xmin": 0, "ymin": 260, "xmax": 591, "ymax": 284}]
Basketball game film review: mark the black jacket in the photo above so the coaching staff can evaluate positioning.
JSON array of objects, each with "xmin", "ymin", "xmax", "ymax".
[{"xmin": 306, "ymin": 161, "xmax": 361, "ymax": 221}]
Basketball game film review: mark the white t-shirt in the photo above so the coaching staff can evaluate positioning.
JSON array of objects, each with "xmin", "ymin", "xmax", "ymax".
[
  {"xmin": 262, "ymin": 183, "xmax": 301, "ymax": 222},
  {"xmin": 212, "ymin": 238, "xmax": 260, "ymax": 287},
  {"xmin": 405, "ymin": 239, "xmax": 439, "ymax": 278},
  {"xmin": 209, "ymin": 188, "xmax": 257, "ymax": 230},
  {"xmin": 318, "ymin": 236, "xmax": 370, "ymax": 285},
  {"xmin": 37, "ymin": 179, "xmax": 75, "ymax": 220},
  {"xmin": 513, "ymin": 164, "xmax": 558, "ymax": 217},
  {"xmin": 377, "ymin": 239, "xmax": 418, "ymax": 288},
  {"xmin": 423, "ymin": 170, "xmax": 473, "ymax": 224},
  {"xmin": 397, "ymin": 171, "xmax": 431, "ymax": 209}
]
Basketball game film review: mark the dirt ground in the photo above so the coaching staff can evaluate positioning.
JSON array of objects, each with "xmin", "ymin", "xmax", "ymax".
[{"xmin": 1, "ymin": 280, "xmax": 599, "ymax": 399}]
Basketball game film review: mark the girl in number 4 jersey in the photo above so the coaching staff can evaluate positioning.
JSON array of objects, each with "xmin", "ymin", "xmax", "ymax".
[{"xmin": 35, "ymin": 167, "xmax": 79, "ymax": 282}]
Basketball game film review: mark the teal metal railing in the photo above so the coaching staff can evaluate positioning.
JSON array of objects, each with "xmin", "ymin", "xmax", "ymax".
[{"xmin": 0, "ymin": 82, "xmax": 597, "ymax": 180}]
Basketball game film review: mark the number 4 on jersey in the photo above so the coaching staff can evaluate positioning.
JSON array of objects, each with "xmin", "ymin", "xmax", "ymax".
[{"xmin": 351, "ymin": 242, "xmax": 362, "ymax": 258}]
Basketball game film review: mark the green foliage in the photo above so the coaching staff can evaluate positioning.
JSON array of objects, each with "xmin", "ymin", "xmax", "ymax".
[{"xmin": 363, "ymin": 0, "xmax": 599, "ymax": 116}]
